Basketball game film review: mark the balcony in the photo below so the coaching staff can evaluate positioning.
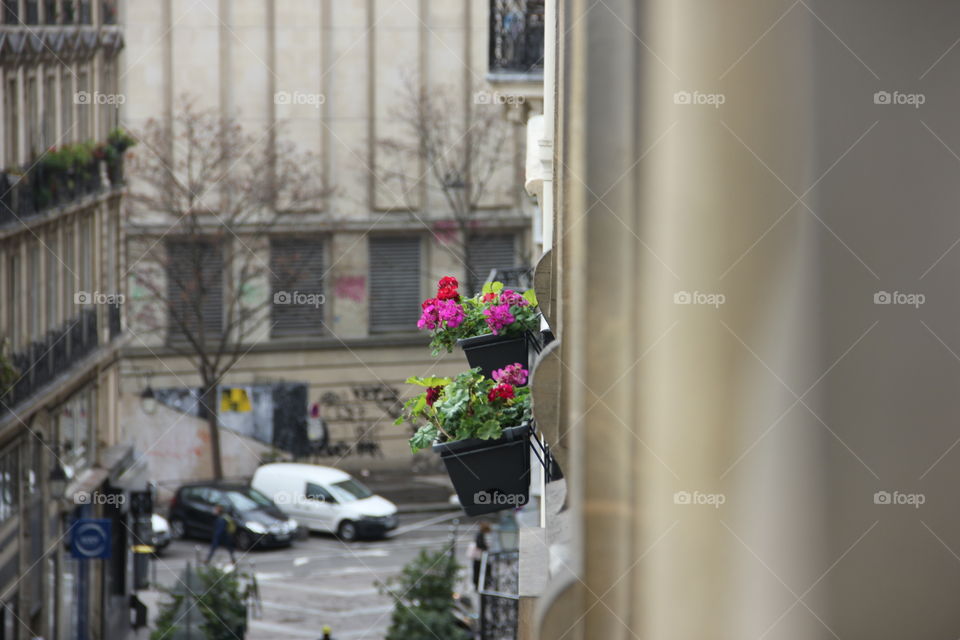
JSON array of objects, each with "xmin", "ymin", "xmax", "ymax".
[
  {"xmin": 0, "ymin": 146, "xmax": 127, "ymax": 231},
  {"xmin": 489, "ymin": 0, "xmax": 544, "ymax": 78},
  {"xmin": 487, "ymin": 0, "xmax": 545, "ymax": 106},
  {"xmin": 1, "ymin": 308, "xmax": 106, "ymax": 416}
]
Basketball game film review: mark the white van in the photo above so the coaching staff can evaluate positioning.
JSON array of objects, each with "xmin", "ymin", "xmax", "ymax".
[{"xmin": 251, "ymin": 463, "xmax": 398, "ymax": 541}]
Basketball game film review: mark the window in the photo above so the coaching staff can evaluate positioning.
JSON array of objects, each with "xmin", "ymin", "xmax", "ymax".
[
  {"xmin": 62, "ymin": 226, "xmax": 74, "ymax": 317},
  {"xmin": 305, "ymin": 482, "xmax": 334, "ymax": 503},
  {"xmin": 27, "ymin": 243, "xmax": 40, "ymax": 340},
  {"xmin": 6, "ymin": 252, "xmax": 19, "ymax": 350},
  {"xmin": 42, "ymin": 72, "xmax": 56, "ymax": 151},
  {"xmin": 368, "ymin": 236, "xmax": 421, "ymax": 333},
  {"xmin": 76, "ymin": 69, "xmax": 89, "ymax": 141},
  {"xmin": 60, "ymin": 70, "xmax": 73, "ymax": 144},
  {"xmin": 166, "ymin": 240, "xmax": 223, "ymax": 343},
  {"xmin": 79, "ymin": 215, "xmax": 93, "ymax": 299},
  {"xmin": 466, "ymin": 233, "xmax": 519, "ymax": 294},
  {"xmin": 26, "ymin": 74, "xmax": 38, "ymax": 157},
  {"xmin": 4, "ymin": 76, "xmax": 18, "ymax": 166},
  {"xmin": 46, "ymin": 231, "xmax": 59, "ymax": 328},
  {"xmin": 329, "ymin": 479, "xmax": 373, "ymax": 503},
  {"xmin": 58, "ymin": 387, "xmax": 92, "ymax": 468},
  {"xmin": 0, "ymin": 444, "xmax": 19, "ymax": 524},
  {"xmin": 270, "ymin": 236, "xmax": 325, "ymax": 338},
  {"xmin": 1, "ymin": 1, "xmax": 18, "ymax": 25}
]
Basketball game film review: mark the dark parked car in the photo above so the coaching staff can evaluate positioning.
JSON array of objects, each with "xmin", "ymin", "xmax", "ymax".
[{"xmin": 168, "ymin": 482, "xmax": 298, "ymax": 549}]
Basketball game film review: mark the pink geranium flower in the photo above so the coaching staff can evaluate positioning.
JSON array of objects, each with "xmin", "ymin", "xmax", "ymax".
[
  {"xmin": 437, "ymin": 299, "xmax": 466, "ymax": 329},
  {"xmin": 492, "ymin": 363, "xmax": 528, "ymax": 386},
  {"xmin": 483, "ymin": 303, "xmax": 515, "ymax": 335}
]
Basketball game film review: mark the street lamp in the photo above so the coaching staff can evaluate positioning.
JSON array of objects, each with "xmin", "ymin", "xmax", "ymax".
[
  {"xmin": 140, "ymin": 385, "xmax": 157, "ymax": 415},
  {"xmin": 48, "ymin": 459, "xmax": 68, "ymax": 501},
  {"xmin": 497, "ymin": 512, "xmax": 519, "ymax": 551}
]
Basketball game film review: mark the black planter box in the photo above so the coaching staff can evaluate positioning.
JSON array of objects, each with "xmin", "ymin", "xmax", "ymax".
[
  {"xmin": 457, "ymin": 332, "xmax": 537, "ymax": 380},
  {"xmin": 433, "ymin": 424, "xmax": 531, "ymax": 516}
]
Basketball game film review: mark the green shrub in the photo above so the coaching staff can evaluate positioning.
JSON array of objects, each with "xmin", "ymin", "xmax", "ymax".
[
  {"xmin": 379, "ymin": 549, "xmax": 470, "ymax": 640},
  {"xmin": 151, "ymin": 565, "xmax": 249, "ymax": 640}
]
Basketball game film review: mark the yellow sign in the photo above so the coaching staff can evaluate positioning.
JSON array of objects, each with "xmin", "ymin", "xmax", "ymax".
[
  {"xmin": 132, "ymin": 545, "xmax": 155, "ymax": 554},
  {"xmin": 221, "ymin": 387, "xmax": 252, "ymax": 413}
]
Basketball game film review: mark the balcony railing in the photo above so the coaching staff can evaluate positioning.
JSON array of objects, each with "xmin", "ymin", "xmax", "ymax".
[
  {"xmin": 1, "ymin": 309, "xmax": 105, "ymax": 416},
  {"xmin": 489, "ymin": 0, "xmax": 545, "ymax": 76},
  {"xmin": 0, "ymin": 154, "xmax": 125, "ymax": 229}
]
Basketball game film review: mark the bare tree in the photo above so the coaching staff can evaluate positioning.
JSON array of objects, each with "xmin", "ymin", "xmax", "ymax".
[
  {"xmin": 378, "ymin": 81, "xmax": 521, "ymax": 290},
  {"xmin": 127, "ymin": 98, "xmax": 329, "ymax": 479}
]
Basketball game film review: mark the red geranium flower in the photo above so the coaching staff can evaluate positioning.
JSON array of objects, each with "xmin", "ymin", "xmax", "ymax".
[
  {"xmin": 487, "ymin": 383, "xmax": 515, "ymax": 402},
  {"xmin": 425, "ymin": 386, "xmax": 442, "ymax": 406},
  {"xmin": 436, "ymin": 276, "xmax": 460, "ymax": 301},
  {"xmin": 482, "ymin": 292, "xmax": 496, "ymax": 302},
  {"xmin": 422, "ymin": 297, "xmax": 438, "ymax": 310}
]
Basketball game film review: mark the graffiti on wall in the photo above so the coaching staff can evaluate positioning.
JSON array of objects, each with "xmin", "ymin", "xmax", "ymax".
[{"xmin": 308, "ymin": 383, "xmax": 416, "ymax": 459}]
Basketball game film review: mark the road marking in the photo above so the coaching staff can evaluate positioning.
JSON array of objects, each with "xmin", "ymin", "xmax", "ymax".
[
  {"xmin": 248, "ymin": 621, "xmax": 386, "ymax": 639},
  {"xmin": 388, "ymin": 511, "xmax": 463, "ymax": 538},
  {"xmin": 261, "ymin": 600, "xmax": 392, "ymax": 618},
  {"xmin": 293, "ymin": 556, "xmax": 309, "ymax": 566}
]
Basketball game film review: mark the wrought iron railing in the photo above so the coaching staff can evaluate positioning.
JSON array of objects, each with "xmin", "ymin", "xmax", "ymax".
[
  {"xmin": 489, "ymin": 0, "xmax": 545, "ymax": 75},
  {"xmin": 0, "ymin": 157, "xmax": 118, "ymax": 229},
  {"xmin": 479, "ymin": 550, "xmax": 519, "ymax": 640},
  {"xmin": 1, "ymin": 309, "xmax": 101, "ymax": 416}
]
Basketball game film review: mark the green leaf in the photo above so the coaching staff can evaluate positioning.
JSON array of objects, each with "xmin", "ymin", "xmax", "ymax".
[
  {"xmin": 476, "ymin": 419, "xmax": 503, "ymax": 440},
  {"xmin": 404, "ymin": 376, "xmax": 451, "ymax": 387},
  {"xmin": 409, "ymin": 426, "xmax": 438, "ymax": 453},
  {"xmin": 522, "ymin": 288, "xmax": 538, "ymax": 306}
]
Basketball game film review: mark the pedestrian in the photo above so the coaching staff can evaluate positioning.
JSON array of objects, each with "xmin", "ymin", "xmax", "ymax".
[
  {"xmin": 205, "ymin": 505, "xmax": 237, "ymax": 565},
  {"xmin": 470, "ymin": 520, "xmax": 491, "ymax": 590}
]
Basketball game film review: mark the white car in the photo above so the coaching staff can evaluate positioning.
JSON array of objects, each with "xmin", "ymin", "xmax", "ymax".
[{"xmin": 251, "ymin": 463, "xmax": 398, "ymax": 541}]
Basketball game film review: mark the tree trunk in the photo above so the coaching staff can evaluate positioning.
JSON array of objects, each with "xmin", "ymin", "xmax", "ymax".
[{"xmin": 200, "ymin": 383, "xmax": 224, "ymax": 479}]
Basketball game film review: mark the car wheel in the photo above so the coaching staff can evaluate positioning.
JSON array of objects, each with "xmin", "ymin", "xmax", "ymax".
[
  {"xmin": 170, "ymin": 518, "xmax": 187, "ymax": 540},
  {"xmin": 234, "ymin": 530, "xmax": 254, "ymax": 551},
  {"xmin": 337, "ymin": 520, "xmax": 358, "ymax": 542}
]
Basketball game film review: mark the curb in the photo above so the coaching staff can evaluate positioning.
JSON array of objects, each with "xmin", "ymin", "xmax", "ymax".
[{"xmin": 396, "ymin": 502, "xmax": 460, "ymax": 514}]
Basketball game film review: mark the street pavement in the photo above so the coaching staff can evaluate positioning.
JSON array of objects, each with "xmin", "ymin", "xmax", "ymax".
[{"xmin": 135, "ymin": 510, "xmax": 481, "ymax": 640}]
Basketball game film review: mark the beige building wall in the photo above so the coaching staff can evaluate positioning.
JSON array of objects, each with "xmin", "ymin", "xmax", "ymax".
[{"xmin": 119, "ymin": 0, "xmax": 534, "ymax": 472}]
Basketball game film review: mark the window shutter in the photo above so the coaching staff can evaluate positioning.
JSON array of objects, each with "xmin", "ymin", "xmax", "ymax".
[
  {"xmin": 369, "ymin": 236, "xmax": 422, "ymax": 333},
  {"xmin": 270, "ymin": 236, "xmax": 326, "ymax": 338},
  {"xmin": 166, "ymin": 240, "xmax": 223, "ymax": 343},
  {"xmin": 467, "ymin": 234, "xmax": 518, "ymax": 294}
]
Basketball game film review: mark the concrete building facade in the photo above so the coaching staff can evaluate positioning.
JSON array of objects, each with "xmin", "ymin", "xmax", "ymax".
[
  {"xmin": 0, "ymin": 1, "xmax": 136, "ymax": 639},
  {"xmin": 117, "ymin": 0, "xmax": 538, "ymax": 476}
]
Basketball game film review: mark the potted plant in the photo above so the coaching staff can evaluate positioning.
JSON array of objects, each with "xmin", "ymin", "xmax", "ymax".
[
  {"xmin": 398, "ymin": 365, "xmax": 532, "ymax": 515},
  {"xmin": 106, "ymin": 128, "xmax": 136, "ymax": 185},
  {"xmin": 418, "ymin": 276, "xmax": 539, "ymax": 378}
]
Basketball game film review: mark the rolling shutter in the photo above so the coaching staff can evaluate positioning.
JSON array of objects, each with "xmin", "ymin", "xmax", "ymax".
[
  {"xmin": 270, "ymin": 236, "xmax": 326, "ymax": 338},
  {"xmin": 166, "ymin": 240, "xmax": 223, "ymax": 343},
  {"xmin": 369, "ymin": 236, "xmax": 422, "ymax": 333},
  {"xmin": 467, "ymin": 234, "xmax": 518, "ymax": 294}
]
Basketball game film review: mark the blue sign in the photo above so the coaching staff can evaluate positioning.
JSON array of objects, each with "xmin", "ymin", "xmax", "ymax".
[{"xmin": 71, "ymin": 519, "xmax": 112, "ymax": 559}]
